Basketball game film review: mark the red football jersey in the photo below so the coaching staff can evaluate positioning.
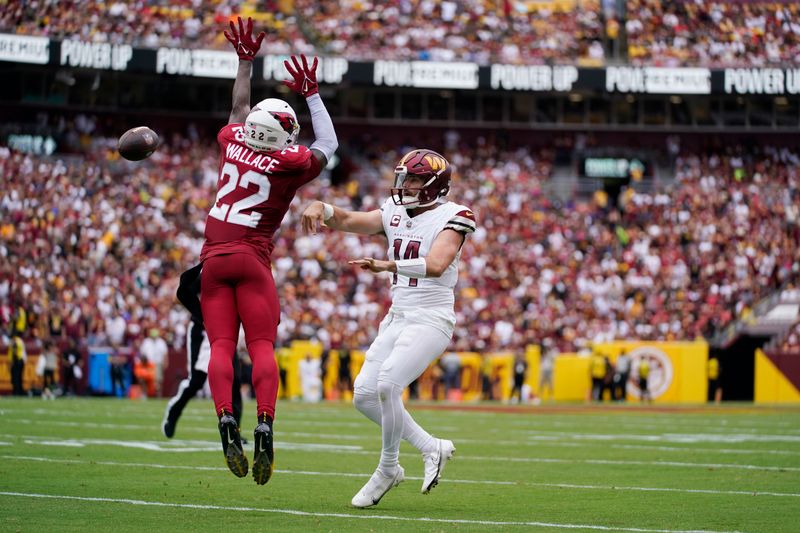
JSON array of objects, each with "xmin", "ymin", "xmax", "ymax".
[{"xmin": 200, "ymin": 123, "xmax": 321, "ymax": 266}]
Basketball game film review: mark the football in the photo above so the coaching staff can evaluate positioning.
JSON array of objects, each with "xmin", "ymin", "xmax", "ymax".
[{"xmin": 118, "ymin": 126, "xmax": 159, "ymax": 161}]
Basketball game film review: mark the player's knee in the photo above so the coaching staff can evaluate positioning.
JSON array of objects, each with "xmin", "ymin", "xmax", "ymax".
[
  {"xmin": 376, "ymin": 378, "xmax": 399, "ymax": 402},
  {"xmin": 353, "ymin": 391, "xmax": 375, "ymax": 413}
]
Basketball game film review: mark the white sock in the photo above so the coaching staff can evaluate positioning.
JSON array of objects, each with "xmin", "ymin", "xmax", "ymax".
[
  {"xmin": 354, "ymin": 392, "xmax": 436, "ymax": 454},
  {"xmin": 377, "ymin": 380, "xmax": 404, "ymax": 475}
]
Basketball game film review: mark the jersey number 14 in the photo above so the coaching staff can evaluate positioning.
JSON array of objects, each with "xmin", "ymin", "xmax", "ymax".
[{"xmin": 392, "ymin": 238, "xmax": 421, "ymax": 287}]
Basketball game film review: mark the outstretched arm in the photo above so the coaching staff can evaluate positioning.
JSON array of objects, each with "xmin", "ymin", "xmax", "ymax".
[
  {"xmin": 229, "ymin": 61, "xmax": 253, "ymax": 125},
  {"xmin": 301, "ymin": 201, "xmax": 382, "ymax": 235},
  {"xmin": 284, "ymin": 55, "xmax": 338, "ymax": 168},
  {"xmin": 224, "ymin": 17, "xmax": 265, "ymax": 124}
]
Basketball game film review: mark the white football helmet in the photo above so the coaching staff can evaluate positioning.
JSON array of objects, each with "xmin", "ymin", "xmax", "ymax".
[{"xmin": 244, "ymin": 98, "xmax": 299, "ymax": 152}]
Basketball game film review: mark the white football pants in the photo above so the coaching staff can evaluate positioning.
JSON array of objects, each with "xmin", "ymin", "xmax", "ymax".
[{"xmin": 353, "ymin": 311, "xmax": 452, "ymax": 474}]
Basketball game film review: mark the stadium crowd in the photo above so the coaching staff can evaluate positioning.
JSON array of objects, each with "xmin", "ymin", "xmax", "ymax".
[
  {"xmin": 1, "ymin": 0, "xmax": 604, "ymax": 65},
  {"xmin": 1, "ymin": 0, "xmax": 312, "ymax": 55},
  {"xmin": 295, "ymin": 0, "xmax": 604, "ymax": 65},
  {"xmin": 626, "ymin": 0, "xmax": 800, "ymax": 67},
  {"xmin": 5, "ymin": 1, "xmax": 800, "ymax": 67},
  {"xmin": 2, "ymin": 119, "xmax": 799, "ymax": 370}
]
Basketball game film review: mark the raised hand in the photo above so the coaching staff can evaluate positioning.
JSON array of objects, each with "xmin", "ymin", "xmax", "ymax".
[
  {"xmin": 283, "ymin": 54, "xmax": 319, "ymax": 97},
  {"xmin": 224, "ymin": 16, "xmax": 265, "ymax": 61}
]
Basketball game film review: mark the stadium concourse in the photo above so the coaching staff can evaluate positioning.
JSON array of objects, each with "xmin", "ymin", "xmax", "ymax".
[
  {"xmin": 3, "ymin": 0, "xmax": 798, "ymax": 66},
  {"xmin": 1, "ymin": 122, "xmax": 799, "ymax": 388}
]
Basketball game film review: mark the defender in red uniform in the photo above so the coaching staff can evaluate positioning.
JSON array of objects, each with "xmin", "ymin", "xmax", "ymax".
[{"xmin": 200, "ymin": 17, "xmax": 338, "ymax": 485}]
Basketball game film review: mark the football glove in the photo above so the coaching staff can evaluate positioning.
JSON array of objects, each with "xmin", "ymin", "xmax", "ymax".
[
  {"xmin": 224, "ymin": 16, "xmax": 265, "ymax": 61},
  {"xmin": 283, "ymin": 54, "xmax": 319, "ymax": 98}
]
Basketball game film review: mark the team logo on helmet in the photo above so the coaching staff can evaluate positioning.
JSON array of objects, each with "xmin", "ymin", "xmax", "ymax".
[
  {"xmin": 391, "ymin": 149, "xmax": 452, "ymax": 208},
  {"xmin": 269, "ymin": 112, "xmax": 298, "ymax": 135}
]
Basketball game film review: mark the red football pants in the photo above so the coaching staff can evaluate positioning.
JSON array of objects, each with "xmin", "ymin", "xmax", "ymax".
[{"xmin": 201, "ymin": 253, "xmax": 279, "ymax": 421}]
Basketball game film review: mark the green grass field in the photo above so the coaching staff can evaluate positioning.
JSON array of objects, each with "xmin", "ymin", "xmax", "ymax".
[{"xmin": 1, "ymin": 398, "xmax": 799, "ymax": 532}]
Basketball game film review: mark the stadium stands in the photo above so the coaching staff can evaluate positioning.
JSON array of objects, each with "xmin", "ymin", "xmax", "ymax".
[
  {"xmin": 2, "ymin": 126, "xmax": 798, "ymax": 358},
  {"xmin": 1, "ymin": 0, "xmax": 312, "ymax": 55},
  {"xmin": 295, "ymin": 0, "xmax": 604, "ymax": 65},
  {"xmin": 626, "ymin": 0, "xmax": 800, "ymax": 67},
  {"xmin": 5, "ymin": 1, "xmax": 798, "ymax": 67}
]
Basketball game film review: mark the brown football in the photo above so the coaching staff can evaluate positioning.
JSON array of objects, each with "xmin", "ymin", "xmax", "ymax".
[{"xmin": 118, "ymin": 126, "xmax": 159, "ymax": 161}]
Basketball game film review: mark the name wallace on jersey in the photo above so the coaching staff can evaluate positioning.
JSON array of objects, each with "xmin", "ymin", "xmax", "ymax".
[{"xmin": 225, "ymin": 143, "xmax": 281, "ymax": 173}]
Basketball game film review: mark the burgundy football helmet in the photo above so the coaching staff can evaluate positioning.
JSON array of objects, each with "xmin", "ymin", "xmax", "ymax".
[{"xmin": 391, "ymin": 149, "xmax": 452, "ymax": 207}]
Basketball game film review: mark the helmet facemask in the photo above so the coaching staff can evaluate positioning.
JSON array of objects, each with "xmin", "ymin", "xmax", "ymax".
[
  {"xmin": 390, "ymin": 149, "xmax": 452, "ymax": 208},
  {"xmin": 391, "ymin": 168, "xmax": 442, "ymax": 208}
]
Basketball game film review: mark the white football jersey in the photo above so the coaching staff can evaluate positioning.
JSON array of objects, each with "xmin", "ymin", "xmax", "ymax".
[{"xmin": 380, "ymin": 198, "xmax": 476, "ymax": 315}]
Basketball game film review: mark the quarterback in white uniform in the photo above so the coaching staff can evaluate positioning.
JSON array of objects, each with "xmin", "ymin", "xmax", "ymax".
[{"xmin": 301, "ymin": 148, "xmax": 476, "ymax": 508}]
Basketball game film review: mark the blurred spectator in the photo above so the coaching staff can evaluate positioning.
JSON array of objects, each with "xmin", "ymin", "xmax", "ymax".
[
  {"xmin": 638, "ymin": 355, "xmax": 651, "ymax": 403},
  {"xmin": 626, "ymin": 0, "xmax": 800, "ymax": 67},
  {"xmin": 110, "ymin": 349, "xmax": 129, "ymax": 398},
  {"xmin": 336, "ymin": 344, "xmax": 353, "ymax": 399},
  {"xmin": 41, "ymin": 339, "xmax": 59, "ymax": 400},
  {"xmin": 590, "ymin": 351, "xmax": 606, "ymax": 401},
  {"xmin": 133, "ymin": 354, "xmax": 156, "ymax": 398},
  {"xmin": 140, "ymin": 328, "xmax": 168, "ymax": 396},
  {"xmin": 539, "ymin": 341, "xmax": 555, "ymax": 400},
  {"xmin": 510, "ymin": 352, "xmax": 528, "ymax": 404},
  {"xmin": 61, "ymin": 339, "xmax": 82, "ymax": 396},
  {"xmin": 440, "ymin": 351, "xmax": 462, "ymax": 400},
  {"xmin": 481, "ymin": 355, "xmax": 495, "ymax": 400},
  {"xmin": 299, "ymin": 353, "xmax": 322, "ymax": 402},
  {"xmin": 614, "ymin": 349, "xmax": 631, "ymax": 401},
  {"xmin": 781, "ymin": 326, "xmax": 800, "ymax": 351},
  {"xmin": 7, "ymin": 333, "xmax": 26, "ymax": 396},
  {"xmin": 602, "ymin": 355, "xmax": 615, "ymax": 401},
  {"xmin": 707, "ymin": 355, "xmax": 722, "ymax": 404}
]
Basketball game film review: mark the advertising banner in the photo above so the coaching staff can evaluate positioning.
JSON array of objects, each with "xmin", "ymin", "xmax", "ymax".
[{"xmin": 4, "ymin": 34, "xmax": 799, "ymax": 95}]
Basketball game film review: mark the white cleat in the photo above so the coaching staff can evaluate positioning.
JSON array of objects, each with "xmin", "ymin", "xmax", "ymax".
[
  {"xmin": 421, "ymin": 438, "xmax": 455, "ymax": 494},
  {"xmin": 351, "ymin": 466, "xmax": 405, "ymax": 508}
]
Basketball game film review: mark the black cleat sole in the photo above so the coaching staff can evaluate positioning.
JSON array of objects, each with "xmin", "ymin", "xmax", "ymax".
[
  {"xmin": 253, "ymin": 426, "xmax": 274, "ymax": 486},
  {"xmin": 252, "ymin": 451, "xmax": 273, "ymax": 485},
  {"xmin": 225, "ymin": 443, "xmax": 249, "ymax": 478},
  {"xmin": 219, "ymin": 415, "xmax": 248, "ymax": 478}
]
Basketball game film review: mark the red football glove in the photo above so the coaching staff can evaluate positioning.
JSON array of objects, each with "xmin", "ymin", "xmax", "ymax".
[
  {"xmin": 224, "ymin": 16, "xmax": 265, "ymax": 61},
  {"xmin": 283, "ymin": 54, "xmax": 319, "ymax": 97}
]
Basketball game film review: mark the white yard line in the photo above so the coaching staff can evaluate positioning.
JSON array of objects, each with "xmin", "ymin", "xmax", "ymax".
[
  {"xmin": 0, "ymin": 491, "xmax": 748, "ymax": 533},
  {"xmin": 8, "ymin": 418, "xmax": 800, "ymax": 450},
  {"xmin": 4, "ymin": 455, "xmax": 799, "ymax": 499},
  {"xmin": 2, "ymin": 434, "xmax": 798, "ymax": 471},
  {"xmin": 462, "ymin": 455, "xmax": 800, "ymax": 472}
]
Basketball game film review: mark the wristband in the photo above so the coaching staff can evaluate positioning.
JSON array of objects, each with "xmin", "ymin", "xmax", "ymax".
[
  {"xmin": 322, "ymin": 202, "xmax": 334, "ymax": 222},
  {"xmin": 395, "ymin": 258, "xmax": 427, "ymax": 278}
]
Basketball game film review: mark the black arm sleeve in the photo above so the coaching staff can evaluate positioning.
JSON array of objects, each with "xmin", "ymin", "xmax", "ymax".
[{"xmin": 176, "ymin": 263, "xmax": 204, "ymax": 323}]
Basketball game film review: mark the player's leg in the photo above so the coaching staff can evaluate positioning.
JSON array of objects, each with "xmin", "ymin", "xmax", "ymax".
[
  {"xmin": 353, "ymin": 314, "xmax": 446, "ymax": 458},
  {"xmin": 352, "ymin": 320, "xmax": 453, "ymax": 507},
  {"xmin": 352, "ymin": 313, "xmax": 403, "ymax": 425},
  {"xmin": 201, "ymin": 256, "xmax": 248, "ymax": 477},
  {"xmin": 163, "ymin": 320, "xmax": 207, "ymax": 438},
  {"xmin": 232, "ymin": 355, "xmax": 243, "ymax": 427},
  {"xmin": 234, "ymin": 254, "xmax": 280, "ymax": 486},
  {"xmin": 376, "ymin": 322, "xmax": 452, "ymax": 482}
]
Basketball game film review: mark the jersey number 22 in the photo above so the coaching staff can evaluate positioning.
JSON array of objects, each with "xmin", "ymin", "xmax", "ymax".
[{"xmin": 209, "ymin": 162, "xmax": 271, "ymax": 227}]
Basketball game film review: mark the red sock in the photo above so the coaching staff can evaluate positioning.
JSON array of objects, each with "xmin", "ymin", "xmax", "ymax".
[
  {"xmin": 208, "ymin": 338, "xmax": 236, "ymax": 417},
  {"xmin": 249, "ymin": 339, "xmax": 278, "ymax": 420}
]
